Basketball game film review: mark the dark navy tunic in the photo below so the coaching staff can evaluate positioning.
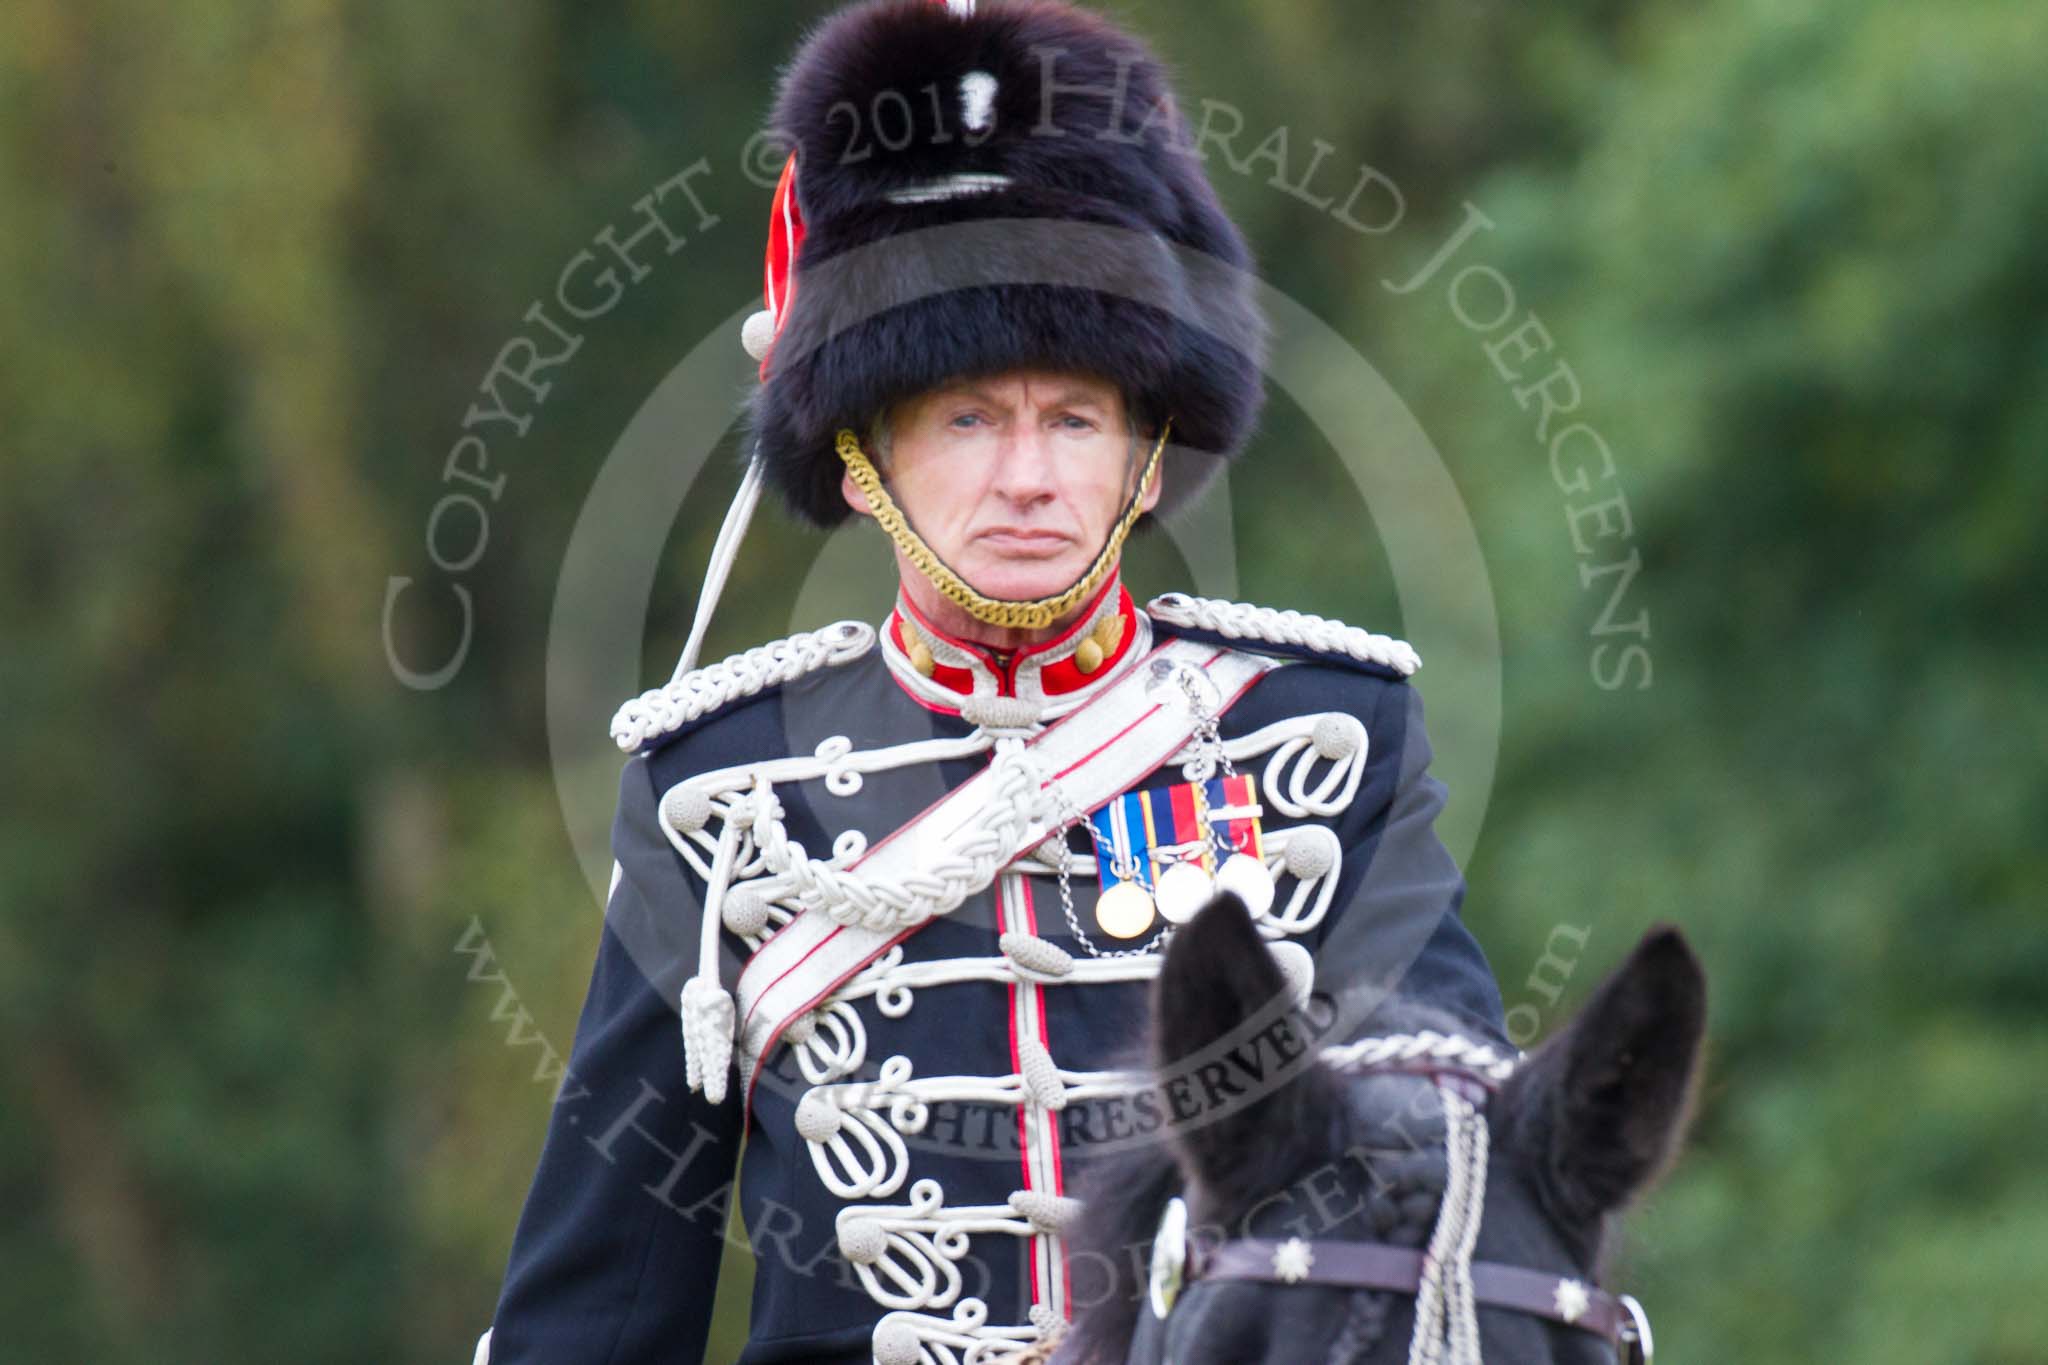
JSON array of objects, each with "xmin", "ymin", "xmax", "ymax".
[{"xmin": 485, "ymin": 593, "xmax": 1504, "ymax": 1364}]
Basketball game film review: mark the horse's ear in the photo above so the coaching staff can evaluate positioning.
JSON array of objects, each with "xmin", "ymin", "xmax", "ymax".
[
  {"xmin": 1505, "ymin": 925, "xmax": 1707, "ymax": 1226},
  {"xmin": 1154, "ymin": 893, "xmax": 1329, "ymax": 1203}
]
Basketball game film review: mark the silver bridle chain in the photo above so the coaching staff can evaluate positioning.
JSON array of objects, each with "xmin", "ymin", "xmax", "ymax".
[{"xmin": 1178, "ymin": 674, "xmax": 1240, "ymax": 868}]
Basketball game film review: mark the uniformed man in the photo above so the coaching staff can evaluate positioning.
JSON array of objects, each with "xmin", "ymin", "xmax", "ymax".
[{"xmin": 477, "ymin": 1, "xmax": 1504, "ymax": 1361}]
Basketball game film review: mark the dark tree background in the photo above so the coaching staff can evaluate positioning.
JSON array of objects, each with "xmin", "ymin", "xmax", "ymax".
[{"xmin": 3, "ymin": 0, "xmax": 2041, "ymax": 1360}]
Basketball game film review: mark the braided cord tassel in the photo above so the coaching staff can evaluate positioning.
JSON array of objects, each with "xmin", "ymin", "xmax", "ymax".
[
  {"xmin": 748, "ymin": 756, "xmax": 1050, "ymax": 933},
  {"xmin": 1408, "ymin": 1080, "xmax": 1491, "ymax": 1365}
]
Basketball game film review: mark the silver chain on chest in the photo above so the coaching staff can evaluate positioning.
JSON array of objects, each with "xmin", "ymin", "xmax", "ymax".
[{"xmin": 1033, "ymin": 667, "xmax": 1237, "ymax": 959}]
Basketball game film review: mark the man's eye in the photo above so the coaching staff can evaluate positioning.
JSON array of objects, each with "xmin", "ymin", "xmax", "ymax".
[
  {"xmin": 1058, "ymin": 415, "xmax": 1096, "ymax": 430},
  {"xmin": 949, "ymin": 413, "xmax": 985, "ymax": 429}
]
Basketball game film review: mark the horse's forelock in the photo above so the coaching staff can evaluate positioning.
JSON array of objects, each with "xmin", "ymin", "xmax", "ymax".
[{"xmin": 1059, "ymin": 996, "xmax": 1494, "ymax": 1362}]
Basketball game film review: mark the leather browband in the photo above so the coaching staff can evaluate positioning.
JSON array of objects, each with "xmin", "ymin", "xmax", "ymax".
[{"xmin": 1186, "ymin": 1238, "xmax": 1648, "ymax": 1356}]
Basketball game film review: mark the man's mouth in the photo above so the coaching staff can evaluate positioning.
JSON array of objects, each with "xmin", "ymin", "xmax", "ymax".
[{"xmin": 974, "ymin": 527, "xmax": 1073, "ymax": 556}]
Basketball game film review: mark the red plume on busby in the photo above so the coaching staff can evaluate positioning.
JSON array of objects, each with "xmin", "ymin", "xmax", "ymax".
[{"xmin": 744, "ymin": 0, "xmax": 1270, "ymax": 528}]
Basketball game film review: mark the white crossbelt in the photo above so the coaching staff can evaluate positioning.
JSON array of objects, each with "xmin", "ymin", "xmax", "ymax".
[{"xmin": 733, "ymin": 638, "xmax": 1277, "ymax": 1103}]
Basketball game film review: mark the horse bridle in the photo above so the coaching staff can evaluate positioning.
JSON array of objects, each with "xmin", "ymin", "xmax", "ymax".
[
  {"xmin": 1171, "ymin": 1232, "xmax": 1653, "ymax": 1363},
  {"xmin": 1142, "ymin": 1035, "xmax": 1656, "ymax": 1364}
]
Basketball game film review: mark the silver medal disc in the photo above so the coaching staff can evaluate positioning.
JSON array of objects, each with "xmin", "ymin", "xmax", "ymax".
[
  {"xmin": 1154, "ymin": 860, "xmax": 1216, "ymax": 924},
  {"xmin": 1214, "ymin": 851, "xmax": 1276, "ymax": 917}
]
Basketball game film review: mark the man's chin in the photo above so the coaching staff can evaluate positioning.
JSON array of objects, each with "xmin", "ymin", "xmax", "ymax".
[{"xmin": 958, "ymin": 557, "xmax": 1088, "ymax": 605}]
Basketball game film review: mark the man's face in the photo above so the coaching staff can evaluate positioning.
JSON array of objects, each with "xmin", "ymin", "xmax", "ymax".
[{"xmin": 846, "ymin": 369, "xmax": 1162, "ymax": 605}]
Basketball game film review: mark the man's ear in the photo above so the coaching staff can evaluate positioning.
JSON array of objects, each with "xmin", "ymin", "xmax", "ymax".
[{"xmin": 841, "ymin": 466, "xmax": 875, "ymax": 520}]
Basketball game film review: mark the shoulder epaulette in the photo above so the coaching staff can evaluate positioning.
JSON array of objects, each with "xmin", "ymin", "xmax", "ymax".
[
  {"xmin": 609, "ymin": 620, "xmax": 877, "ymax": 753},
  {"xmin": 1145, "ymin": 592, "xmax": 1420, "ymax": 677}
]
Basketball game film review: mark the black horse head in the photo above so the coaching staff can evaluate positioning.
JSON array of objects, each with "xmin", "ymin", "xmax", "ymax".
[{"xmin": 1055, "ymin": 895, "xmax": 1707, "ymax": 1364}]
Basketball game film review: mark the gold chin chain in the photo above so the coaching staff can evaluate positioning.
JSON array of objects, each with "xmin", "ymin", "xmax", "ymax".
[{"xmin": 834, "ymin": 418, "xmax": 1170, "ymax": 631}]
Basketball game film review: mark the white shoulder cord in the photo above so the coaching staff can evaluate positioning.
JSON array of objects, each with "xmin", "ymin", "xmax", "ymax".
[
  {"xmin": 662, "ymin": 447, "xmax": 770, "ymax": 1107},
  {"xmin": 613, "ymin": 620, "xmax": 876, "ymax": 752},
  {"xmin": 672, "ymin": 453, "xmax": 768, "ymax": 684},
  {"xmin": 1146, "ymin": 592, "xmax": 1421, "ymax": 677}
]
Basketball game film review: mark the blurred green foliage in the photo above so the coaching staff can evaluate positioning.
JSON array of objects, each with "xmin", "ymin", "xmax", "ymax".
[{"xmin": 1, "ymin": 0, "xmax": 2041, "ymax": 1361}]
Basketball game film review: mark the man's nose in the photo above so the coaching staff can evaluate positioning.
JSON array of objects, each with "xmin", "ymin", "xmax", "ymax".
[{"xmin": 990, "ymin": 425, "xmax": 1058, "ymax": 503}]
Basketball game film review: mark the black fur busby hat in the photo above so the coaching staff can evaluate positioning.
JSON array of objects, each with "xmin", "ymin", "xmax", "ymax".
[{"xmin": 746, "ymin": 0, "xmax": 1269, "ymax": 528}]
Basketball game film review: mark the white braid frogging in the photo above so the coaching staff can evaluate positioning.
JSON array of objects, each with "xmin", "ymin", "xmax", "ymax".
[
  {"xmin": 610, "ymin": 620, "xmax": 876, "ymax": 751},
  {"xmin": 1147, "ymin": 592, "xmax": 1421, "ymax": 677}
]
